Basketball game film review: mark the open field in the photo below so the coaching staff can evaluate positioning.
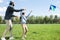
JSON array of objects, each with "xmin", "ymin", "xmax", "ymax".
[{"xmin": 0, "ymin": 24, "xmax": 60, "ymax": 40}]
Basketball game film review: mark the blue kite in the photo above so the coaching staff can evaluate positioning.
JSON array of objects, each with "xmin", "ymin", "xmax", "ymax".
[{"xmin": 49, "ymin": 5, "xmax": 56, "ymax": 11}]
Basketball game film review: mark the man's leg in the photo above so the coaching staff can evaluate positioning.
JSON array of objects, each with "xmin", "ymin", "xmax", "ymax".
[
  {"xmin": 9, "ymin": 20, "xmax": 14, "ymax": 40},
  {"xmin": 1, "ymin": 20, "xmax": 10, "ymax": 40},
  {"xmin": 9, "ymin": 20, "xmax": 12, "ymax": 37}
]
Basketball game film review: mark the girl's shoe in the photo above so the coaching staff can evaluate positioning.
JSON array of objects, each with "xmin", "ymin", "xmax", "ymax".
[
  {"xmin": 24, "ymin": 35, "xmax": 26, "ymax": 38},
  {"xmin": 22, "ymin": 37, "xmax": 25, "ymax": 40}
]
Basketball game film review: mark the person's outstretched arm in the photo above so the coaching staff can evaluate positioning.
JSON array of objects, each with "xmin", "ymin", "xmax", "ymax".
[
  {"xmin": 11, "ymin": 15, "xmax": 17, "ymax": 17},
  {"xmin": 13, "ymin": 9, "xmax": 24, "ymax": 12},
  {"xmin": 10, "ymin": 6, "xmax": 25, "ymax": 12},
  {"xmin": 26, "ymin": 10, "xmax": 32, "ymax": 18}
]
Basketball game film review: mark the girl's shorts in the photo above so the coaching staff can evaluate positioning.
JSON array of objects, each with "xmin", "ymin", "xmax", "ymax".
[{"xmin": 20, "ymin": 22, "xmax": 26, "ymax": 24}]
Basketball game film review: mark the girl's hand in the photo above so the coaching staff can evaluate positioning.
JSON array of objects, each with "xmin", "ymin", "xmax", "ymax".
[{"xmin": 30, "ymin": 10, "xmax": 32, "ymax": 14}]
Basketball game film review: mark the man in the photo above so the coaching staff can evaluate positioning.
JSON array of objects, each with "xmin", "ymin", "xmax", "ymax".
[{"xmin": 1, "ymin": 1, "xmax": 24, "ymax": 40}]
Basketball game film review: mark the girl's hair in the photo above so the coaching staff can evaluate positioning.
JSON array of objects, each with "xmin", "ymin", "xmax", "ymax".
[{"xmin": 22, "ymin": 12, "xmax": 25, "ymax": 15}]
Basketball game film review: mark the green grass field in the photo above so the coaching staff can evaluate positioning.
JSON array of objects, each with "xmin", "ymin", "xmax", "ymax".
[{"xmin": 0, "ymin": 24, "xmax": 60, "ymax": 40}]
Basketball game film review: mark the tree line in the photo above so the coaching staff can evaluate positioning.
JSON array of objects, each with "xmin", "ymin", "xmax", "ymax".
[{"xmin": 0, "ymin": 15, "xmax": 60, "ymax": 24}]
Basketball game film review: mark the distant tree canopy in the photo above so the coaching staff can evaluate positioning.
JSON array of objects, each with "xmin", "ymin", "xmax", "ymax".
[
  {"xmin": 0, "ymin": 16, "xmax": 2, "ymax": 24},
  {"xmin": 0, "ymin": 15, "xmax": 60, "ymax": 24}
]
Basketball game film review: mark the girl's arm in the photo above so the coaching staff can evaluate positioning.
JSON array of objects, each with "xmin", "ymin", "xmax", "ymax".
[
  {"xmin": 26, "ymin": 10, "xmax": 32, "ymax": 18},
  {"xmin": 22, "ymin": 15, "xmax": 27, "ymax": 21}
]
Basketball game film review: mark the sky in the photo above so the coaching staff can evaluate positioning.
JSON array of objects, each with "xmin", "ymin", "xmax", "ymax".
[{"xmin": 0, "ymin": 0, "xmax": 60, "ymax": 17}]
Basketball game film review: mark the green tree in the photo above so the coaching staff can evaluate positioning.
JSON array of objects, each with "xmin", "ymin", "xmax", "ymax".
[
  {"xmin": 35, "ymin": 16, "xmax": 43, "ymax": 24},
  {"xmin": 49, "ymin": 15, "xmax": 53, "ymax": 24},
  {"xmin": 12, "ymin": 17, "xmax": 19, "ymax": 24},
  {"xmin": 0, "ymin": 16, "xmax": 2, "ymax": 24},
  {"xmin": 53, "ymin": 15, "xmax": 58, "ymax": 24},
  {"xmin": 44, "ymin": 16, "xmax": 49, "ymax": 24},
  {"xmin": 27, "ymin": 15, "xmax": 35, "ymax": 24}
]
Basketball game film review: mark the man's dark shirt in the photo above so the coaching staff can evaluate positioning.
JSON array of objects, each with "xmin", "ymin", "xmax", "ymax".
[{"xmin": 5, "ymin": 5, "xmax": 23, "ymax": 20}]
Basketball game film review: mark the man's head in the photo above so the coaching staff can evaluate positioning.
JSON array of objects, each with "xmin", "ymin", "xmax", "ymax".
[{"xmin": 9, "ymin": 1, "xmax": 15, "ymax": 6}]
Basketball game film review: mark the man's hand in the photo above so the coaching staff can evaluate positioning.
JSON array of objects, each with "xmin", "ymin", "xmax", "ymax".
[
  {"xmin": 20, "ymin": 9, "xmax": 26, "ymax": 11},
  {"xmin": 15, "ymin": 16, "xmax": 18, "ymax": 18}
]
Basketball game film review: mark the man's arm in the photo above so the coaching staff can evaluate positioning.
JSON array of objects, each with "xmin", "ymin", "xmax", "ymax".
[
  {"xmin": 11, "ymin": 15, "xmax": 17, "ymax": 17},
  {"xmin": 11, "ymin": 15, "xmax": 18, "ymax": 18},
  {"xmin": 13, "ymin": 9, "xmax": 24, "ymax": 12},
  {"xmin": 10, "ymin": 6, "xmax": 25, "ymax": 12}
]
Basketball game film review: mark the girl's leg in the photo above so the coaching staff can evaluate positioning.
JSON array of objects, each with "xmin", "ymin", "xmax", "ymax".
[
  {"xmin": 24, "ymin": 24, "xmax": 28, "ymax": 36},
  {"xmin": 21, "ymin": 24, "xmax": 25, "ymax": 39}
]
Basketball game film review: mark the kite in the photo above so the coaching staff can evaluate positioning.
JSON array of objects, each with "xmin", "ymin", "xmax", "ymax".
[{"xmin": 49, "ymin": 5, "xmax": 56, "ymax": 11}]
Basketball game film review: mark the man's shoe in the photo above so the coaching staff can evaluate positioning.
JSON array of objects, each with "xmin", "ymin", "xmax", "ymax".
[{"xmin": 1, "ymin": 37, "xmax": 6, "ymax": 40}]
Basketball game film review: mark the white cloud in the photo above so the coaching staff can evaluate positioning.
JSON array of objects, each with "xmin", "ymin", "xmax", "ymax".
[
  {"xmin": 0, "ymin": 7, "xmax": 7, "ymax": 16},
  {"xmin": 0, "ymin": 7, "xmax": 7, "ymax": 12},
  {"xmin": 0, "ymin": 0, "xmax": 3, "ymax": 3}
]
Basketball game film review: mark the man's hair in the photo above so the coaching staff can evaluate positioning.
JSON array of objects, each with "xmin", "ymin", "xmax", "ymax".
[{"xmin": 9, "ymin": 1, "xmax": 14, "ymax": 6}]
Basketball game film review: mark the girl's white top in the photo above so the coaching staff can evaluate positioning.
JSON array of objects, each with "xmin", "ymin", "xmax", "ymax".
[{"xmin": 21, "ymin": 13, "xmax": 30, "ymax": 23}]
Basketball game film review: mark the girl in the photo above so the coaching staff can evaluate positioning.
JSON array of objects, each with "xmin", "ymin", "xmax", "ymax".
[{"xmin": 20, "ymin": 10, "xmax": 32, "ymax": 40}]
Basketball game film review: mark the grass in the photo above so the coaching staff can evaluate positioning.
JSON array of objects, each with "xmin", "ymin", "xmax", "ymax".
[{"xmin": 0, "ymin": 24, "xmax": 60, "ymax": 40}]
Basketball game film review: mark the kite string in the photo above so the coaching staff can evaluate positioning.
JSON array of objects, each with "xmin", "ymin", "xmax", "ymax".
[{"xmin": 50, "ymin": 0, "xmax": 53, "ymax": 4}]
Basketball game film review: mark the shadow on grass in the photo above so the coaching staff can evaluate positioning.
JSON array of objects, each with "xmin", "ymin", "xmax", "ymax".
[
  {"xmin": 32, "ymin": 32, "xmax": 38, "ymax": 34},
  {"xmin": 0, "ymin": 37, "xmax": 22, "ymax": 40}
]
